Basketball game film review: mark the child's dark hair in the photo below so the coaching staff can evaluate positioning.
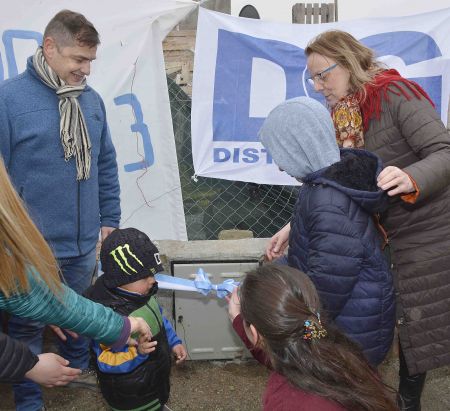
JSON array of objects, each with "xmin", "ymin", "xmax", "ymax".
[{"xmin": 239, "ymin": 264, "xmax": 397, "ymax": 411}]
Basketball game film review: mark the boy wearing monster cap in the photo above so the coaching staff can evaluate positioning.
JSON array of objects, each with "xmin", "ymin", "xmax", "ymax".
[{"xmin": 84, "ymin": 228, "xmax": 187, "ymax": 411}]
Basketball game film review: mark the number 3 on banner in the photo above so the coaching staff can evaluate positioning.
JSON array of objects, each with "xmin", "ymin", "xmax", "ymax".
[{"xmin": 114, "ymin": 93, "xmax": 155, "ymax": 172}]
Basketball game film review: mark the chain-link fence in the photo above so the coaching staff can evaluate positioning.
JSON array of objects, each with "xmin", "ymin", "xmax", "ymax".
[{"xmin": 168, "ymin": 76, "xmax": 299, "ymax": 240}]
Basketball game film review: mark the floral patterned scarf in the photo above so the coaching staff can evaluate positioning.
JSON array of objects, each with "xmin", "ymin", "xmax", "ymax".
[{"xmin": 331, "ymin": 95, "xmax": 364, "ymax": 148}]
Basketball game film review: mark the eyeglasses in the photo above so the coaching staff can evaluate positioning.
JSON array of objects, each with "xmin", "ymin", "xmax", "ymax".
[{"xmin": 307, "ymin": 63, "xmax": 338, "ymax": 86}]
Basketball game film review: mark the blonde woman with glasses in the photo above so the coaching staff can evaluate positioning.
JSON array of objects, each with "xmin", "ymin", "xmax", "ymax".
[{"xmin": 266, "ymin": 29, "xmax": 450, "ymax": 411}]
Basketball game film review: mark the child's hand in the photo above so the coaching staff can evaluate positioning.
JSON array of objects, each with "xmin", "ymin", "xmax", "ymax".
[
  {"xmin": 225, "ymin": 286, "xmax": 241, "ymax": 321},
  {"xmin": 172, "ymin": 344, "xmax": 187, "ymax": 364},
  {"xmin": 137, "ymin": 334, "xmax": 158, "ymax": 355},
  {"xmin": 265, "ymin": 222, "xmax": 290, "ymax": 261},
  {"xmin": 128, "ymin": 316, "xmax": 153, "ymax": 346}
]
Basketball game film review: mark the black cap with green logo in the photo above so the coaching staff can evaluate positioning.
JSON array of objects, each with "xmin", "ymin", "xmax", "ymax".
[{"xmin": 100, "ymin": 228, "xmax": 164, "ymax": 289}]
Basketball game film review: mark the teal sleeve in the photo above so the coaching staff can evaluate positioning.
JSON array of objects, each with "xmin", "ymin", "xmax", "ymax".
[{"xmin": 0, "ymin": 270, "xmax": 124, "ymax": 345}]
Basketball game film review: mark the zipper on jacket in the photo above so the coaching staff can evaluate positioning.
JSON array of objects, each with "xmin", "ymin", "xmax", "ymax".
[
  {"xmin": 374, "ymin": 213, "xmax": 389, "ymax": 248},
  {"xmin": 77, "ymin": 182, "xmax": 82, "ymax": 255},
  {"xmin": 146, "ymin": 302, "xmax": 163, "ymax": 331}
]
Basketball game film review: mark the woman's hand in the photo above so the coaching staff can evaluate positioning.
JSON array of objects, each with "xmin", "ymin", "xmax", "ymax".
[
  {"xmin": 377, "ymin": 166, "xmax": 415, "ymax": 196},
  {"xmin": 128, "ymin": 316, "xmax": 152, "ymax": 346},
  {"xmin": 225, "ymin": 287, "xmax": 241, "ymax": 322},
  {"xmin": 172, "ymin": 344, "xmax": 187, "ymax": 364},
  {"xmin": 265, "ymin": 223, "xmax": 290, "ymax": 261},
  {"xmin": 24, "ymin": 353, "xmax": 81, "ymax": 387}
]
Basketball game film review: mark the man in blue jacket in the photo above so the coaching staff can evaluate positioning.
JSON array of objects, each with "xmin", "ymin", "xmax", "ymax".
[{"xmin": 0, "ymin": 9, "xmax": 120, "ymax": 410}]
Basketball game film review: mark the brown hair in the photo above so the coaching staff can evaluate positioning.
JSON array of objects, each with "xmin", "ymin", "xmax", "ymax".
[
  {"xmin": 43, "ymin": 9, "xmax": 100, "ymax": 48},
  {"xmin": 305, "ymin": 30, "xmax": 384, "ymax": 97},
  {"xmin": 0, "ymin": 158, "xmax": 61, "ymax": 296},
  {"xmin": 239, "ymin": 264, "xmax": 397, "ymax": 411}
]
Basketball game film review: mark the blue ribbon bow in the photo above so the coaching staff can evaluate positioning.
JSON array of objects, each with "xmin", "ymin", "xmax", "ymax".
[
  {"xmin": 193, "ymin": 268, "xmax": 238, "ymax": 298},
  {"xmin": 155, "ymin": 268, "xmax": 238, "ymax": 298}
]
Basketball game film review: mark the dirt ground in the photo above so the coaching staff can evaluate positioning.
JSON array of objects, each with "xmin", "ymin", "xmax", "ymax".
[
  {"xmin": 1, "ymin": 358, "xmax": 450, "ymax": 410},
  {"xmin": 0, "ymin": 360, "xmax": 268, "ymax": 411}
]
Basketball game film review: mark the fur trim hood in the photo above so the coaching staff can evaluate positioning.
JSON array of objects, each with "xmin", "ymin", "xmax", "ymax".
[{"xmin": 302, "ymin": 148, "xmax": 388, "ymax": 214}]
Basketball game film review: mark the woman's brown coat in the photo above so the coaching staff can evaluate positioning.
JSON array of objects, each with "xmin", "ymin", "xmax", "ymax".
[{"xmin": 364, "ymin": 87, "xmax": 450, "ymax": 375}]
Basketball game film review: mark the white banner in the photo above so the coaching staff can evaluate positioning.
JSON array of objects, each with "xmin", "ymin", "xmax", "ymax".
[
  {"xmin": 192, "ymin": 8, "xmax": 450, "ymax": 185},
  {"xmin": 0, "ymin": 0, "xmax": 197, "ymax": 240}
]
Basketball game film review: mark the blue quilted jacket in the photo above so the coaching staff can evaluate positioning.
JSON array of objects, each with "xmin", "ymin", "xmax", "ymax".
[{"xmin": 288, "ymin": 148, "xmax": 395, "ymax": 365}]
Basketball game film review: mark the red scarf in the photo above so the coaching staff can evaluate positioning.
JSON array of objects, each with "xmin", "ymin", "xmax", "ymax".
[{"xmin": 357, "ymin": 69, "xmax": 435, "ymax": 131}]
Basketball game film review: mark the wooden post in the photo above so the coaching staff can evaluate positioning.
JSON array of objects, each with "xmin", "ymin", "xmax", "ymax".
[
  {"xmin": 313, "ymin": 3, "xmax": 320, "ymax": 24},
  {"xmin": 320, "ymin": 4, "xmax": 328, "ymax": 23},
  {"xmin": 292, "ymin": 3, "xmax": 306, "ymax": 24},
  {"xmin": 306, "ymin": 3, "xmax": 313, "ymax": 24},
  {"xmin": 328, "ymin": 3, "xmax": 336, "ymax": 22}
]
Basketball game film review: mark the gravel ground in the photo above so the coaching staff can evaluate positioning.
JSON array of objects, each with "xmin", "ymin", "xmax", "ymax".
[
  {"xmin": 0, "ymin": 360, "xmax": 268, "ymax": 410},
  {"xmin": 1, "ymin": 359, "xmax": 450, "ymax": 410}
]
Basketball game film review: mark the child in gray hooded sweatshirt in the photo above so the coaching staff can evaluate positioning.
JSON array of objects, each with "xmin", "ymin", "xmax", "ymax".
[{"xmin": 259, "ymin": 97, "xmax": 395, "ymax": 366}]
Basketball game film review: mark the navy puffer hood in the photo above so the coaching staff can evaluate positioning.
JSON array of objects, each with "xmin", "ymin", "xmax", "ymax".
[{"xmin": 303, "ymin": 148, "xmax": 389, "ymax": 214}]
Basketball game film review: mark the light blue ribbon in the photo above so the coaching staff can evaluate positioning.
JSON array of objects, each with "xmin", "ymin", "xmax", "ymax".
[{"xmin": 155, "ymin": 268, "xmax": 238, "ymax": 298}]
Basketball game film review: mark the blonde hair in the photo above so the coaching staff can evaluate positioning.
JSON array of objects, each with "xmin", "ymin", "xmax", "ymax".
[
  {"xmin": 305, "ymin": 30, "xmax": 385, "ymax": 97},
  {"xmin": 0, "ymin": 157, "xmax": 61, "ymax": 296}
]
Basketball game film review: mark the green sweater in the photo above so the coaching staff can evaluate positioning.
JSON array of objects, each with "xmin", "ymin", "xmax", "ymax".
[{"xmin": 0, "ymin": 270, "xmax": 128, "ymax": 346}]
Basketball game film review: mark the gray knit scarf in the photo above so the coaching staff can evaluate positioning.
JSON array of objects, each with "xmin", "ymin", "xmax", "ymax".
[{"xmin": 33, "ymin": 47, "xmax": 91, "ymax": 180}]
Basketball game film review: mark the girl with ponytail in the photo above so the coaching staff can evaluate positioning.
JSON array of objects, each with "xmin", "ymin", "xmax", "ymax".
[{"xmin": 228, "ymin": 264, "xmax": 398, "ymax": 411}]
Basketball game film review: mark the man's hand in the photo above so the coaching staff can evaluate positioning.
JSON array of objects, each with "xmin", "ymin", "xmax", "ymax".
[
  {"xmin": 172, "ymin": 344, "xmax": 187, "ymax": 364},
  {"xmin": 25, "ymin": 353, "xmax": 81, "ymax": 387},
  {"xmin": 48, "ymin": 325, "xmax": 78, "ymax": 342},
  {"xmin": 101, "ymin": 226, "xmax": 116, "ymax": 242},
  {"xmin": 377, "ymin": 166, "xmax": 415, "ymax": 196},
  {"xmin": 265, "ymin": 223, "xmax": 290, "ymax": 261}
]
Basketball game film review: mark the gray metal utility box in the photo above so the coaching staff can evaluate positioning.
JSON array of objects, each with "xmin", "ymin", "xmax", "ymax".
[
  {"xmin": 172, "ymin": 261, "xmax": 258, "ymax": 360},
  {"xmin": 156, "ymin": 238, "xmax": 267, "ymax": 360}
]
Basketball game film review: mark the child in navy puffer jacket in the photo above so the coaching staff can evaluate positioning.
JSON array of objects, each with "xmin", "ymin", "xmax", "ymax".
[{"xmin": 259, "ymin": 97, "xmax": 395, "ymax": 365}]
